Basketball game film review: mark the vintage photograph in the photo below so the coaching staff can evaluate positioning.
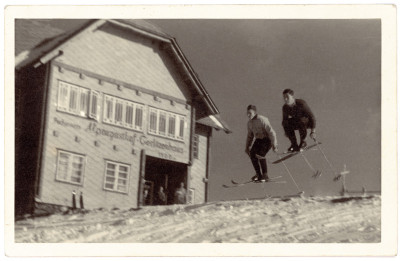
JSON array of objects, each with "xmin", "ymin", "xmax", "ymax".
[{"xmin": 5, "ymin": 4, "xmax": 397, "ymax": 257}]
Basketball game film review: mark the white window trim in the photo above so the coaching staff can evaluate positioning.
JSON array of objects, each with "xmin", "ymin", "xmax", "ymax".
[
  {"xmin": 148, "ymin": 107, "xmax": 186, "ymax": 141},
  {"xmin": 89, "ymin": 90, "xmax": 101, "ymax": 121},
  {"xmin": 103, "ymin": 94, "xmax": 144, "ymax": 132},
  {"xmin": 57, "ymin": 81, "xmax": 99, "ymax": 120},
  {"xmin": 103, "ymin": 161, "xmax": 130, "ymax": 194},
  {"xmin": 56, "ymin": 150, "xmax": 86, "ymax": 186}
]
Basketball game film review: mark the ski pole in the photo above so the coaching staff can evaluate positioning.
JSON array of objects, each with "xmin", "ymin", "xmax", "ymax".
[
  {"xmin": 276, "ymin": 152, "xmax": 302, "ymax": 193},
  {"xmin": 79, "ymin": 192, "xmax": 84, "ymax": 209},
  {"xmin": 72, "ymin": 190, "xmax": 76, "ymax": 210},
  {"xmin": 314, "ymin": 140, "xmax": 338, "ymax": 180},
  {"xmin": 300, "ymin": 151, "xmax": 322, "ymax": 178}
]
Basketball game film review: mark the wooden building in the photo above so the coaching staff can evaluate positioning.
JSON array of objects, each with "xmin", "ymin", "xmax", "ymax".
[{"xmin": 15, "ymin": 19, "xmax": 231, "ymax": 215}]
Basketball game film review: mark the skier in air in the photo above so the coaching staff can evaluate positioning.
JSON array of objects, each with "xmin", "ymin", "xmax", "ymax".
[
  {"xmin": 245, "ymin": 104, "xmax": 278, "ymax": 182},
  {"xmin": 282, "ymin": 89, "xmax": 317, "ymax": 152}
]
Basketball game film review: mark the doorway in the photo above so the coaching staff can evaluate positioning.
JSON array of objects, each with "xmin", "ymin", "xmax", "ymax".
[{"xmin": 144, "ymin": 156, "xmax": 187, "ymax": 206}]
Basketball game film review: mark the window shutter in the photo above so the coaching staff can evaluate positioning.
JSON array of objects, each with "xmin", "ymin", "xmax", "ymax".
[
  {"xmin": 149, "ymin": 108, "xmax": 158, "ymax": 134},
  {"xmin": 135, "ymin": 105, "xmax": 144, "ymax": 131},
  {"xmin": 159, "ymin": 111, "xmax": 167, "ymax": 135},
  {"xmin": 125, "ymin": 102, "xmax": 134, "ymax": 128},
  {"xmin": 115, "ymin": 99, "xmax": 124, "ymax": 125},
  {"xmin": 89, "ymin": 91, "xmax": 100, "ymax": 121},
  {"xmin": 178, "ymin": 116, "xmax": 185, "ymax": 140},
  {"xmin": 57, "ymin": 82, "xmax": 69, "ymax": 111},
  {"xmin": 79, "ymin": 89, "xmax": 89, "ymax": 117},
  {"xmin": 168, "ymin": 114, "xmax": 176, "ymax": 138},
  {"xmin": 69, "ymin": 85, "xmax": 79, "ymax": 114},
  {"xmin": 104, "ymin": 95, "xmax": 114, "ymax": 123}
]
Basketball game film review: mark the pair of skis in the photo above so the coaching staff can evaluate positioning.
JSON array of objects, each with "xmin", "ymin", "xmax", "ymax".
[
  {"xmin": 222, "ymin": 141, "xmax": 338, "ymax": 191},
  {"xmin": 222, "ymin": 144, "xmax": 317, "ymax": 190},
  {"xmin": 274, "ymin": 141, "xmax": 338, "ymax": 181},
  {"xmin": 272, "ymin": 142, "xmax": 323, "ymax": 179},
  {"xmin": 222, "ymin": 176, "xmax": 286, "ymax": 188}
]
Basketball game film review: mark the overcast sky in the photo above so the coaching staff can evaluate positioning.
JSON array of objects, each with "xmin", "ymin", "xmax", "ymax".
[{"xmin": 48, "ymin": 19, "xmax": 381, "ymax": 201}]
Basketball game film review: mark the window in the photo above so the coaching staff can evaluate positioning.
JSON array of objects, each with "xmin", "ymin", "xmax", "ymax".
[
  {"xmin": 125, "ymin": 104, "xmax": 133, "ymax": 127},
  {"xmin": 193, "ymin": 135, "xmax": 199, "ymax": 159},
  {"xmin": 135, "ymin": 106, "xmax": 143, "ymax": 130},
  {"xmin": 103, "ymin": 94, "xmax": 144, "ymax": 131},
  {"xmin": 104, "ymin": 95, "xmax": 114, "ymax": 122},
  {"xmin": 104, "ymin": 161, "xmax": 130, "ymax": 193},
  {"xmin": 89, "ymin": 90, "xmax": 101, "ymax": 120},
  {"xmin": 178, "ymin": 116, "xmax": 185, "ymax": 140},
  {"xmin": 168, "ymin": 114, "xmax": 176, "ymax": 138},
  {"xmin": 159, "ymin": 111, "xmax": 167, "ymax": 135},
  {"xmin": 56, "ymin": 150, "xmax": 85, "ymax": 185},
  {"xmin": 149, "ymin": 108, "xmax": 158, "ymax": 134},
  {"xmin": 57, "ymin": 81, "xmax": 99, "ymax": 119},
  {"xmin": 115, "ymin": 100, "xmax": 124, "ymax": 124},
  {"xmin": 148, "ymin": 107, "xmax": 186, "ymax": 141}
]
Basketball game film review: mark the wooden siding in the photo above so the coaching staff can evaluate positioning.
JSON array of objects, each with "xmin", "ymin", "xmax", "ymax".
[
  {"xmin": 38, "ymin": 64, "xmax": 192, "ymax": 209},
  {"xmin": 54, "ymin": 23, "xmax": 191, "ymax": 101},
  {"xmin": 189, "ymin": 125, "xmax": 211, "ymax": 204}
]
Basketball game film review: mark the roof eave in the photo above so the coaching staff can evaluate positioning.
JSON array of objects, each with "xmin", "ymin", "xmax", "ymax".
[
  {"xmin": 15, "ymin": 19, "xmax": 220, "ymax": 117},
  {"xmin": 15, "ymin": 19, "xmax": 105, "ymax": 70}
]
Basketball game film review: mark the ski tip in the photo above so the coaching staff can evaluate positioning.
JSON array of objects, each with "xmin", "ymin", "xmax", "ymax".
[{"xmin": 312, "ymin": 171, "xmax": 323, "ymax": 179}]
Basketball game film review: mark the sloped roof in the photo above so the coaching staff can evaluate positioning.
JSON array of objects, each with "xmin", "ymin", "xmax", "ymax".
[
  {"xmin": 197, "ymin": 114, "xmax": 232, "ymax": 134},
  {"xmin": 15, "ymin": 20, "xmax": 66, "ymax": 56},
  {"xmin": 116, "ymin": 19, "xmax": 172, "ymax": 39},
  {"xmin": 14, "ymin": 19, "xmax": 232, "ymax": 133},
  {"xmin": 15, "ymin": 19, "xmax": 97, "ymax": 69}
]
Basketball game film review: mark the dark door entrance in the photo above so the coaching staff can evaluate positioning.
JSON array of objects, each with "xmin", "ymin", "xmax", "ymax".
[{"xmin": 144, "ymin": 156, "xmax": 187, "ymax": 206}]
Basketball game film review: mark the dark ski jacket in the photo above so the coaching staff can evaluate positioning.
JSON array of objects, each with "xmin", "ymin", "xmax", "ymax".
[{"xmin": 282, "ymin": 99, "xmax": 316, "ymax": 129}]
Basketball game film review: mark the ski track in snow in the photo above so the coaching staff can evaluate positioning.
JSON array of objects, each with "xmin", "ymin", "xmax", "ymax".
[{"xmin": 14, "ymin": 195, "xmax": 381, "ymax": 243}]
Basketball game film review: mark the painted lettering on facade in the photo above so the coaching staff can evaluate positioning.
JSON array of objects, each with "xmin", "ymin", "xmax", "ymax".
[
  {"xmin": 54, "ymin": 117, "xmax": 81, "ymax": 129},
  {"xmin": 85, "ymin": 122, "xmax": 137, "ymax": 145},
  {"xmin": 53, "ymin": 118, "xmax": 185, "ymax": 155},
  {"xmin": 139, "ymin": 135, "xmax": 184, "ymax": 154}
]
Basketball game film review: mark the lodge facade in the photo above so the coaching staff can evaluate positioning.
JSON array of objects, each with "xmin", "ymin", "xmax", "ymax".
[{"xmin": 15, "ymin": 19, "xmax": 231, "ymax": 215}]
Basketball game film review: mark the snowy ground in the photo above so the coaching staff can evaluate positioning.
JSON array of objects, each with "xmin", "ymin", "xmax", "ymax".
[{"xmin": 14, "ymin": 195, "xmax": 380, "ymax": 243}]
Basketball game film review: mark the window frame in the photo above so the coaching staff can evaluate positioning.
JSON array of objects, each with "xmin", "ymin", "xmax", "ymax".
[
  {"xmin": 55, "ymin": 150, "xmax": 86, "ymax": 186},
  {"xmin": 103, "ymin": 160, "xmax": 131, "ymax": 194},
  {"xmin": 89, "ymin": 90, "xmax": 101, "ymax": 121},
  {"xmin": 103, "ymin": 94, "xmax": 144, "ymax": 132},
  {"xmin": 148, "ymin": 107, "xmax": 186, "ymax": 141},
  {"xmin": 57, "ymin": 80, "xmax": 100, "ymax": 120}
]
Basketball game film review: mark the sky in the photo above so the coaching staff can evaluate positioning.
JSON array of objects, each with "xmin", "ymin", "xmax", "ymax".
[
  {"xmin": 148, "ymin": 19, "xmax": 381, "ymax": 200},
  {"xmin": 44, "ymin": 19, "xmax": 381, "ymax": 201}
]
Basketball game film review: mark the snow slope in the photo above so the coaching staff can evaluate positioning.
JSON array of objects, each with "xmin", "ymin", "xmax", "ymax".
[{"xmin": 15, "ymin": 195, "xmax": 380, "ymax": 243}]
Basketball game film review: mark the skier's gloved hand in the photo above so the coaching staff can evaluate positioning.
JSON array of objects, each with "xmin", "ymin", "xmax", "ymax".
[
  {"xmin": 272, "ymin": 144, "xmax": 278, "ymax": 153},
  {"xmin": 310, "ymin": 130, "xmax": 317, "ymax": 141}
]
